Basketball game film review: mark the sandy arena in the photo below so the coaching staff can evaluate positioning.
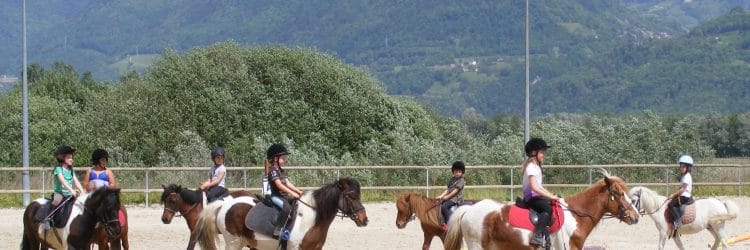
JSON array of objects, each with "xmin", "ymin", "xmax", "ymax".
[{"xmin": 3, "ymin": 197, "xmax": 749, "ymax": 249}]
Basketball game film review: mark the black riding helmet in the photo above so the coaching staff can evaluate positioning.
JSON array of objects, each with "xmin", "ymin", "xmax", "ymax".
[
  {"xmin": 451, "ymin": 161, "xmax": 466, "ymax": 173},
  {"xmin": 524, "ymin": 138, "xmax": 551, "ymax": 156},
  {"xmin": 54, "ymin": 145, "xmax": 75, "ymax": 163},
  {"xmin": 266, "ymin": 143, "xmax": 290, "ymax": 160},
  {"xmin": 91, "ymin": 148, "xmax": 109, "ymax": 164},
  {"xmin": 211, "ymin": 146, "xmax": 225, "ymax": 158}
]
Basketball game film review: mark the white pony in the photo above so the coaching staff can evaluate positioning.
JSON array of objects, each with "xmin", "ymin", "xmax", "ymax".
[
  {"xmin": 444, "ymin": 174, "xmax": 640, "ymax": 250},
  {"xmin": 628, "ymin": 186, "xmax": 738, "ymax": 250}
]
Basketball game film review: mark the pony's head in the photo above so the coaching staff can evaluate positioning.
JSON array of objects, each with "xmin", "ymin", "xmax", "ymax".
[
  {"xmin": 598, "ymin": 169, "xmax": 639, "ymax": 225},
  {"xmin": 336, "ymin": 177, "xmax": 368, "ymax": 227},
  {"xmin": 86, "ymin": 187, "xmax": 122, "ymax": 237},
  {"xmin": 160, "ymin": 184, "xmax": 200, "ymax": 224},
  {"xmin": 628, "ymin": 186, "xmax": 663, "ymax": 214},
  {"xmin": 395, "ymin": 193, "xmax": 416, "ymax": 229}
]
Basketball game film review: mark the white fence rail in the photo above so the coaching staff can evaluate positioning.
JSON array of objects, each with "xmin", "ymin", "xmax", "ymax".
[{"xmin": 2, "ymin": 164, "xmax": 748, "ymax": 206}]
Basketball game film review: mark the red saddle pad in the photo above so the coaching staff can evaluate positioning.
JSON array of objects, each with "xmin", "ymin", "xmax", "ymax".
[{"xmin": 509, "ymin": 201, "xmax": 564, "ymax": 234}]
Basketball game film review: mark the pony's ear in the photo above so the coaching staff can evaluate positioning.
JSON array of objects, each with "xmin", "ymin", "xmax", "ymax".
[
  {"xmin": 338, "ymin": 178, "xmax": 350, "ymax": 190},
  {"xmin": 162, "ymin": 184, "xmax": 166, "ymax": 189},
  {"xmin": 604, "ymin": 176, "xmax": 612, "ymax": 187}
]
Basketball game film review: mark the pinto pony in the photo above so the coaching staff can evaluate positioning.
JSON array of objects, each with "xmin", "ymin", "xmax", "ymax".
[
  {"xmin": 160, "ymin": 184, "xmax": 252, "ymax": 250},
  {"xmin": 195, "ymin": 177, "xmax": 369, "ymax": 250},
  {"xmin": 395, "ymin": 192, "xmax": 447, "ymax": 250},
  {"xmin": 628, "ymin": 186, "xmax": 738, "ymax": 250},
  {"xmin": 90, "ymin": 204, "xmax": 128, "ymax": 250},
  {"xmin": 21, "ymin": 188, "xmax": 122, "ymax": 250},
  {"xmin": 444, "ymin": 171, "xmax": 639, "ymax": 250}
]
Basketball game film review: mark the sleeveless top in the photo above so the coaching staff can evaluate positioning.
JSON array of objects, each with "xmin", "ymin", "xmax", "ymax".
[{"xmin": 88, "ymin": 168, "xmax": 110, "ymax": 189}]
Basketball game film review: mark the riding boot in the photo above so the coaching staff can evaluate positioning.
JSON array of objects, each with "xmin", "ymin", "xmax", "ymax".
[
  {"xmin": 530, "ymin": 212, "xmax": 549, "ymax": 246},
  {"xmin": 274, "ymin": 202, "xmax": 291, "ymax": 236},
  {"xmin": 670, "ymin": 205, "xmax": 682, "ymax": 228}
]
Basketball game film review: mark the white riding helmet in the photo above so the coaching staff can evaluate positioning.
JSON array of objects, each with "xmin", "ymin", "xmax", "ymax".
[{"xmin": 677, "ymin": 155, "xmax": 694, "ymax": 166}]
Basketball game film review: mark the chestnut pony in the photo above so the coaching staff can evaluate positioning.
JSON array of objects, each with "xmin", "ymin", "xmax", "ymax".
[
  {"xmin": 396, "ymin": 192, "xmax": 468, "ymax": 250},
  {"xmin": 444, "ymin": 171, "xmax": 640, "ymax": 250},
  {"xmin": 195, "ymin": 177, "xmax": 369, "ymax": 250},
  {"xmin": 90, "ymin": 205, "xmax": 128, "ymax": 250},
  {"xmin": 160, "ymin": 184, "xmax": 253, "ymax": 250},
  {"xmin": 21, "ymin": 188, "xmax": 122, "ymax": 250}
]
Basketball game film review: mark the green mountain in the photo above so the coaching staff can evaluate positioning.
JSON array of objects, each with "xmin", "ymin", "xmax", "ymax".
[
  {"xmin": 619, "ymin": 0, "xmax": 750, "ymax": 32},
  {"xmin": 2, "ymin": 1, "xmax": 747, "ymax": 116}
]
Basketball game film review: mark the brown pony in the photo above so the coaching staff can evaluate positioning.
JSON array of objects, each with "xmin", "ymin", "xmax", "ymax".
[
  {"xmin": 22, "ymin": 188, "xmax": 122, "ymax": 250},
  {"xmin": 195, "ymin": 177, "xmax": 369, "ymax": 250},
  {"xmin": 160, "ymin": 184, "xmax": 252, "ymax": 250},
  {"xmin": 90, "ymin": 205, "xmax": 129, "ymax": 250},
  {"xmin": 444, "ymin": 170, "xmax": 640, "ymax": 250},
  {"xmin": 395, "ymin": 192, "xmax": 446, "ymax": 250}
]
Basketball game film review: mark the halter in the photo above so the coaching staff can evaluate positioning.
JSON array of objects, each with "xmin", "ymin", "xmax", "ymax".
[
  {"xmin": 85, "ymin": 196, "xmax": 121, "ymax": 237},
  {"xmin": 602, "ymin": 185, "xmax": 634, "ymax": 221}
]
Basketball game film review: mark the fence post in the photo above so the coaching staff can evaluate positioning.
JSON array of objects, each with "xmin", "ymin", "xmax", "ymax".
[
  {"xmin": 739, "ymin": 166, "xmax": 743, "ymax": 196},
  {"xmin": 425, "ymin": 167, "xmax": 430, "ymax": 197},
  {"xmin": 336, "ymin": 166, "xmax": 340, "ymax": 180},
  {"xmin": 41, "ymin": 167, "xmax": 45, "ymax": 195},
  {"xmin": 664, "ymin": 166, "xmax": 669, "ymax": 195},
  {"xmin": 510, "ymin": 167, "xmax": 514, "ymax": 200},
  {"xmin": 588, "ymin": 166, "xmax": 592, "ymax": 185},
  {"xmin": 243, "ymin": 167, "xmax": 247, "ymax": 189},
  {"xmin": 145, "ymin": 167, "xmax": 150, "ymax": 207}
]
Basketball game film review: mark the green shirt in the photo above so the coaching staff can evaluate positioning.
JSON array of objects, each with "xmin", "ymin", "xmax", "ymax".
[{"xmin": 52, "ymin": 166, "xmax": 74, "ymax": 196}]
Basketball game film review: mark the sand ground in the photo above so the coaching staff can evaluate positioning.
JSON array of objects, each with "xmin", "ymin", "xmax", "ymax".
[{"xmin": 4, "ymin": 197, "xmax": 749, "ymax": 249}]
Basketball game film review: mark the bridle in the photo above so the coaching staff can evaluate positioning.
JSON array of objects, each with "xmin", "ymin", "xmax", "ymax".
[
  {"xmin": 631, "ymin": 189, "xmax": 667, "ymax": 215},
  {"xmin": 602, "ymin": 185, "xmax": 635, "ymax": 221},
  {"xmin": 163, "ymin": 192, "xmax": 199, "ymax": 218},
  {"xmin": 87, "ymin": 195, "xmax": 121, "ymax": 237},
  {"xmin": 337, "ymin": 190, "xmax": 365, "ymax": 222}
]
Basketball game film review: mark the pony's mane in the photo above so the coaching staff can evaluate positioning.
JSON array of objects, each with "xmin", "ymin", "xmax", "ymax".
[
  {"xmin": 85, "ymin": 187, "xmax": 121, "ymax": 210},
  {"xmin": 312, "ymin": 177, "xmax": 361, "ymax": 224},
  {"xmin": 161, "ymin": 184, "xmax": 201, "ymax": 204},
  {"xmin": 406, "ymin": 193, "xmax": 441, "ymax": 225},
  {"xmin": 629, "ymin": 186, "xmax": 665, "ymax": 212}
]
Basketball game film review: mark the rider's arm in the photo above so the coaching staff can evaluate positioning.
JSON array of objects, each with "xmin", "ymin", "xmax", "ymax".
[
  {"xmin": 285, "ymin": 178, "xmax": 303, "ymax": 196},
  {"xmin": 273, "ymin": 179, "xmax": 300, "ymax": 199},
  {"xmin": 106, "ymin": 169, "xmax": 117, "ymax": 188},
  {"xmin": 82, "ymin": 169, "xmax": 92, "ymax": 192},
  {"xmin": 72, "ymin": 174, "xmax": 84, "ymax": 195},
  {"xmin": 529, "ymin": 175, "xmax": 559, "ymax": 200},
  {"xmin": 669, "ymin": 184, "xmax": 686, "ymax": 199}
]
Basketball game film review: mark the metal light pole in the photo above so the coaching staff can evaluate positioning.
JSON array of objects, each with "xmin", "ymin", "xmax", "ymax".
[
  {"xmin": 524, "ymin": 0, "xmax": 530, "ymax": 145},
  {"xmin": 22, "ymin": 0, "xmax": 31, "ymax": 206}
]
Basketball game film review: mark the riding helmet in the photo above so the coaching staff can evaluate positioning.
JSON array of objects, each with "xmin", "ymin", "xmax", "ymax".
[
  {"xmin": 211, "ymin": 146, "xmax": 225, "ymax": 158},
  {"xmin": 677, "ymin": 155, "xmax": 694, "ymax": 167},
  {"xmin": 266, "ymin": 143, "xmax": 290, "ymax": 160},
  {"xmin": 524, "ymin": 138, "xmax": 551, "ymax": 156}
]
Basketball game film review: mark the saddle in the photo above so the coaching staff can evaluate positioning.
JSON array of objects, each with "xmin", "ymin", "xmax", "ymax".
[
  {"xmin": 244, "ymin": 196, "xmax": 298, "ymax": 239},
  {"xmin": 666, "ymin": 199, "xmax": 696, "ymax": 226},
  {"xmin": 34, "ymin": 198, "xmax": 75, "ymax": 228},
  {"xmin": 509, "ymin": 197, "xmax": 564, "ymax": 234}
]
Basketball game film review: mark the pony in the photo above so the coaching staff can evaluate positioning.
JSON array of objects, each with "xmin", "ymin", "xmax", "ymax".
[
  {"xmin": 90, "ymin": 205, "xmax": 128, "ymax": 250},
  {"xmin": 160, "ymin": 184, "xmax": 253, "ymax": 250},
  {"xmin": 443, "ymin": 170, "xmax": 640, "ymax": 250},
  {"xmin": 628, "ymin": 186, "xmax": 739, "ymax": 250},
  {"xmin": 195, "ymin": 177, "xmax": 369, "ymax": 250},
  {"xmin": 21, "ymin": 188, "xmax": 122, "ymax": 250},
  {"xmin": 395, "ymin": 192, "xmax": 474, "ymax": 250}
]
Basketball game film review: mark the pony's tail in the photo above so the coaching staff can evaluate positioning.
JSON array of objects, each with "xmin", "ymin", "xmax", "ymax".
[
  {"xmin": 444, "ymin": 205, "xmax": 468, "ymax": 250},
  {"xmin": 710, "ymin": 199, "xmax": 739, "ymax": 223},
  {"xmin": 195, "ymin": 201, "xmax": 224, "ymax": 250}
]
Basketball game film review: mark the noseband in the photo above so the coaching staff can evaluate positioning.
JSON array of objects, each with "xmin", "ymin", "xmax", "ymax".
[{"xmin": 163, "ymin": 192, "xmax": 198, "ymax": 218}]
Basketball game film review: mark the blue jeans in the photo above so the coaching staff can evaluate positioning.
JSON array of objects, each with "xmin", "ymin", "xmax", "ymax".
[{"xmin": 270, "ymin": 195, "xmax": 285, "ymax": 209}]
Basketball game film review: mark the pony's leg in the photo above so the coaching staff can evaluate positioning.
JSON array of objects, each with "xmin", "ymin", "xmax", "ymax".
[
  {"xmin": 672, "ymin": 235, "xmax": 686, "ymax": 250},
  {"xmin": 658, "ymin": 230, "xmax": 667, "ymax": 250},
  {"xmin": 707, "ymin": 223, "xmax": 729, "ymax": 250},
  {"xmin": 421, "ymin": 230, "xmax": 433, "ymax": 250}
]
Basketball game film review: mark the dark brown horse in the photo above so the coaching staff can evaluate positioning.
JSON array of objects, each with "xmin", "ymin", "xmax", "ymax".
[
  {"xmin": 22, "ymin": 188, "xmax": 122, "ymax": 250},
  {"xmin": 195, "ymin": 177, "xmax": 369, "ymax": 250},
  {"xmin": 444, "ymin": 170, "xmax": 640, "ymax": 250},
  {"xmin": 160, "ymin": 184, "xmax": 252, "ymax": 250},
  {"xmin": 395, "ymin": 192, "xmax": 445, "ymax": 250},
  {"xmin": 90, "ymin": 205, "xmax": 128, "ymax": 250}
]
